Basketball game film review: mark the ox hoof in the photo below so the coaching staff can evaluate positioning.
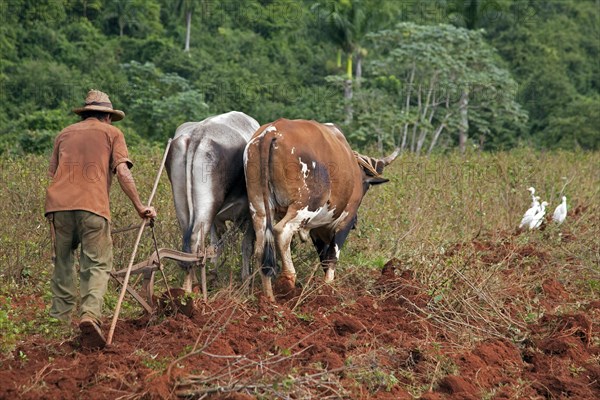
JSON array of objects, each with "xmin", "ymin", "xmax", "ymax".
[{"xmin": 274, "ymin": 275, "xmax": 301, "ymax": 301}]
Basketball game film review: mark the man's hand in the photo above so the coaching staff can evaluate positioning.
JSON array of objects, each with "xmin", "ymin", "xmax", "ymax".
[{"xmin": 138, "ymin": 206, "xmax": 157, "ymax": 219}]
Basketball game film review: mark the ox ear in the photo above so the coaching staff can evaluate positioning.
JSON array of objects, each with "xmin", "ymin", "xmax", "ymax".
[{"xmin": 364, "ymin": 176, "xmax": 389, "ymax": 186}]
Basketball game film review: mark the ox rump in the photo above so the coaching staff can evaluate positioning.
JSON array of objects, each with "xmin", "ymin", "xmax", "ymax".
[
  {"xmin": 166, "ymin": 111, "xmax": 259, "ymax": 294},
  {"xmin": 244, "ymin": 119, "xmax": 399, "ymax": 302}
]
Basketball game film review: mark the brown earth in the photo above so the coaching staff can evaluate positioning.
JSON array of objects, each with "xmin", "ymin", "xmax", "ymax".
[{"xmin": 1, "ymin": 236, "xmax": 599, "ymax": 399}]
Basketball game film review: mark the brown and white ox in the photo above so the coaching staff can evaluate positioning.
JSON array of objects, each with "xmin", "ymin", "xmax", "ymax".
[
  {"xmin": 166, "ymin": 111, "xmax": 259, "ymax": 292},
  {"xmin": 244, "ymin": 119, "xmax": 398, "ymax": 301}
]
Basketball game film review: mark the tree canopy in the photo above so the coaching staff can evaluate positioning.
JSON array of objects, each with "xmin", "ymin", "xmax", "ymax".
[{"xmin": 0, "ymin": 0, "xmax": 597, "ymax": 154}]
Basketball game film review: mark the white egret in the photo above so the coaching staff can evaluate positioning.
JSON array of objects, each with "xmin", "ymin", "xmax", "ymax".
[
  {"xmin": 519, "ymin": 202, "xmax": 538, "ymax": 229},
  {"xmin": 552, "ymin": 196, "xmax": 568, "ymax": 224},
  {"xmin": 519, "ymin": 191, "xmax": 541, "ymax": 229},
  {"xmin": 527, "ymin": 187, "xmax": 536, "ymax": 206},
  {"xmin": 529, "ymin": 201, "xmax": 548, "ymax": 230}
]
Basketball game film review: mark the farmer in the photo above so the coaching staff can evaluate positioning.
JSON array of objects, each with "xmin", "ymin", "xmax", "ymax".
[{"xmin": 45, "ymin": 89, "xmax": 156, "ymax": 349}]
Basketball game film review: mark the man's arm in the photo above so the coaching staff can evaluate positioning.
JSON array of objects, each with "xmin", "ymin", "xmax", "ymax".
[{"xmin": 115, "ymin": 162, "xmax": 157, "ymax": 219}]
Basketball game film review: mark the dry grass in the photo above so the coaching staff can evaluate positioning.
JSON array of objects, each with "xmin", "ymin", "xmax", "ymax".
[
  {"xmin": 1, "ymin": 147, "xmax": 598, "ymax": 299},
  {"xmin": 0, "ymin": 148, "xmax": 599, "ymax": 398}
]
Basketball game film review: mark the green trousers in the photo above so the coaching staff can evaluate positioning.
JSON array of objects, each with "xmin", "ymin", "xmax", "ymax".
[{"xmin": 49, "ymin": 210, "xmax": 112, "ymax": 324}]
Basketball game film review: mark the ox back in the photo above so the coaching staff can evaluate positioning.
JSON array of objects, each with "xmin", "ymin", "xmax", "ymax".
[
  {"xmin": 244, "ymin": 119, "xmax": 397, "ymax": 301},
  {"xmin": 166, "ymin": 111, "xmax": 260, "ymax": 283}
]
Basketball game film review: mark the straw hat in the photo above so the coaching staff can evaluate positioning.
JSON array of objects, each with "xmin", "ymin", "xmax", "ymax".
[{"xmin": 73, "ymin": 89, "xmax": 125, "ymax": 121}]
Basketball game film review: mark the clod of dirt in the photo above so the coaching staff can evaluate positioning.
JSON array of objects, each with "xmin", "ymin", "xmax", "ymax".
[
  {"xmin": 472, "ymin": 338, "xmax": 522, "ymax": 367},
  {"xmin": 333, "ymin": 315, "xmax": 365, "ymax": 336},
  {"xmin": 373, "ymin": 264, "xmax": 429, "ymax": 309},
  {"xmin": 437, "ymin": 375, "xmax": 479, "ymax": 398},
  {"xmin": 542, "ymin": 278, "xmax": 570, "ymax": 302},
  {"xmin": 532, "ymin": 375, "xmax": 595, "ymax": 400},
  {"xmin": 308, "ymin": 346, "xmax": 344, "ymax": 370},
  {"xmin": 538, "ymin": 336, "xmax": 582, "ymax": 356},
  {"xmin": 381, "ymin": 257, "xmax": 401, "ymax": 277},
  {"xmin": 584, "ymin": 300, "xmax": 600, "ymax": 310},
  {"xmin": 454, "ymin": 339, "xmax": 522, "ymax": 390},
  {"xmin": 159, "ymin": 287, "xmax": 195, "ymax": 317},
  {"xmin": 571, "ymin": 204, "xmax": 588, "ymax": 218},
  {"xmin": 535, "ymin": 313, "xmax": 593, "ymax": 346}
]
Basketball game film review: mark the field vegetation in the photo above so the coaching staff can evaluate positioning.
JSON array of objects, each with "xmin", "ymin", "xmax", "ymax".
[
  {"xmin": 1, "ymin": 0, "xmax": 599, "ymax": 398},
  {"xmin": 1, "ymin": 148, "xmax": 598, "ymax": 398}
]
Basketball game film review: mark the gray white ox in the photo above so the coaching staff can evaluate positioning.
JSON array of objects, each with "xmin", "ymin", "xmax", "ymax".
[
  {"xmin": 166, "ymin": 111, "xmax": 260, "ymax": 292},
  {"xmin": 244, "ymin": 119, "xmax": 399, "ymax": 302}
]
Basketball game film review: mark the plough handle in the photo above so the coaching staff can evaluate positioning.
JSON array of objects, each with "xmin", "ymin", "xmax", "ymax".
[{"xmin": 107, "ymin": 138, "xmax": 173, "ymax": 346}]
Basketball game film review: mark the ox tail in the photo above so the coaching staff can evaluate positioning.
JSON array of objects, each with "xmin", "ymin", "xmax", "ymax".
[
  {"xmin": 260, "ymin": 135, "xmax": 277, "ymax": 277},
  {"xmin": 182, "ymin": 137, "xmax": 195, "ymax": 254}
]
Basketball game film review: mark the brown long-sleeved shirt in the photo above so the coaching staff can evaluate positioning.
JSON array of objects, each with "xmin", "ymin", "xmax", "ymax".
[{"xmin": 45, "ymin": 118, "xmax": 133, "ymax": 221}]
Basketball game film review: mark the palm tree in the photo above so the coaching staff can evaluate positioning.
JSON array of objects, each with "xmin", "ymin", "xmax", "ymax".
[
  {"xmin": 312, "ymin": 0, "xmax": 395, "ymax": 123},
  {"xmin": 102, "ymin": 0, "xmax": 133, "ymax": 37},
  {"xmin": 175, "ymin": 0, "xmax": 204, "ymax": 52},
  {"xmin": 72, "ymin": 0, "xmax": 102, "ymax": 19}
]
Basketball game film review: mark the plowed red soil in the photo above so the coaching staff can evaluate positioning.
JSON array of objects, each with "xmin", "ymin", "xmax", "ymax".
[{"xmin": 2, "ymin": 241, "xmax": 599, "ymax": 399}]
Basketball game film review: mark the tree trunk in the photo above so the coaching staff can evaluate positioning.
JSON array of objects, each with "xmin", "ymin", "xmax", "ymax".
[
  {"xmin": 401, "ymin": 65, "xmax": 415, "ymax": 153},
  {"xmin": 184, "ymin": 11, "xmax": 192, "ymax": 52},
  {"xmin": 401, "ymin": 125, "xmax": 408, "ymax": 151},
  {"xmin": 344, "ymin": 79, "xmax": 353, "ymax": 124},
  {"xmin": 415, "ymin": 75, "xmax": 438, "ymax": 154},
  {"xmin": 346, "ymin": 53, "xmax": 352, "ymax": 80},
  {"xmin": 428, "ymin": 112, "xmax": 452, "ymax": 156},
  {"xmin": 344, "ymin": 54, "xmax": 353, "ymax": 124},
  {"xmin": 410, "ymin": 122, "xmax": 418, "ymax": 152},
  {"xmin": 411, "ymin": 84, "xmax": 422, "ymax": 152},
  {"xmin": 458, "ymin": 88, "xmax": 469, "ymax": 153},
  {"xmin": 427, "ymin": 123, "xmax": 447, "ymax": 156},
  {"xmin": 376, "ymin": 115, "xmax": 383, "ymax": 154},
  {"xmin": 336, "ymin": 50, "xmax": 342, "ymax": 68},
  {"xmin": 355, "ymin": 52, "xmax": 362, "ymax": 88}
]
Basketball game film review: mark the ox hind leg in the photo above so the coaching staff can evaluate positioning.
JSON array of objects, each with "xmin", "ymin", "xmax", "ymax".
[
  {"xmin": 272, "ymin": 210, "xmax": 305, "ymax": 291},
  {"xmin": 250, "ymin": 213, "xmax": 274, "ymax": 300},
  {"xmin": 183, "ymin": 209, "xmax": 218, "ymax": 294}
]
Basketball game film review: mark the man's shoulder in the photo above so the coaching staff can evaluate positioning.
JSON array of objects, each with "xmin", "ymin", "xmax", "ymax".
[
  {"xmin": 103, "ymin": 121, "xmax": 125, "ymax": 137},
  {"xmin": 61, "ymin": 119, "xmax": 87, "ymax": 131},
  {"xmin": 77, "ymin": 118, "xmax": 125, "ymax": 135}
]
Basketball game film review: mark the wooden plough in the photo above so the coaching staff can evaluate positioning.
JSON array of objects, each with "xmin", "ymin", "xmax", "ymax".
[{"xmin": 110, "ymin": 245, "xmax": 217, "ymax": 314}]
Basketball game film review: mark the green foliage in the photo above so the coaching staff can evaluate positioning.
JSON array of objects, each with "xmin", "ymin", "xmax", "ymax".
[
  {"xmin": 361, "ymin": 22, "xmax": 527, "ymax": 151},
  {"xmin": 0, "ymin": 297, "xmax": 19, "ymax": 353},
  {"xmin": 544, "ymin": 94, "xmax": 600, "ymax": 150},
  {"xmin": 120, "ymin": 61, "xmax": 209, "ymax": 141},
  {"xmin": 0, "ymin": 0, "xmax": 597, "ymax": 153},
  {"xmin": 101, "ymin": 0, "xmax": 163, "ymax": 37},
  {"xmin": 488, "ymin": 0, "xmax": 599, "ymax": 148}
]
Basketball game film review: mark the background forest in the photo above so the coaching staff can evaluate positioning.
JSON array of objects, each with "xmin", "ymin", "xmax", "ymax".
[{"xmin": 0, "ymin": 0, "xmax": 598, "ymax": 154}]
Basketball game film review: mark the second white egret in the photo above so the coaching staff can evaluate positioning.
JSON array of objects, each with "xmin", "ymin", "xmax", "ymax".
[{"xmin": 552, "ymin": 196, "xmax": 568, "ymax": 224}]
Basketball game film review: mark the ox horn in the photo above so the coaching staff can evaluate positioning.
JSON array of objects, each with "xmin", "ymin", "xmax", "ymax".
[{"xmin": 381, "ymin": 147, "xmax": 400, "ymax": 166}]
